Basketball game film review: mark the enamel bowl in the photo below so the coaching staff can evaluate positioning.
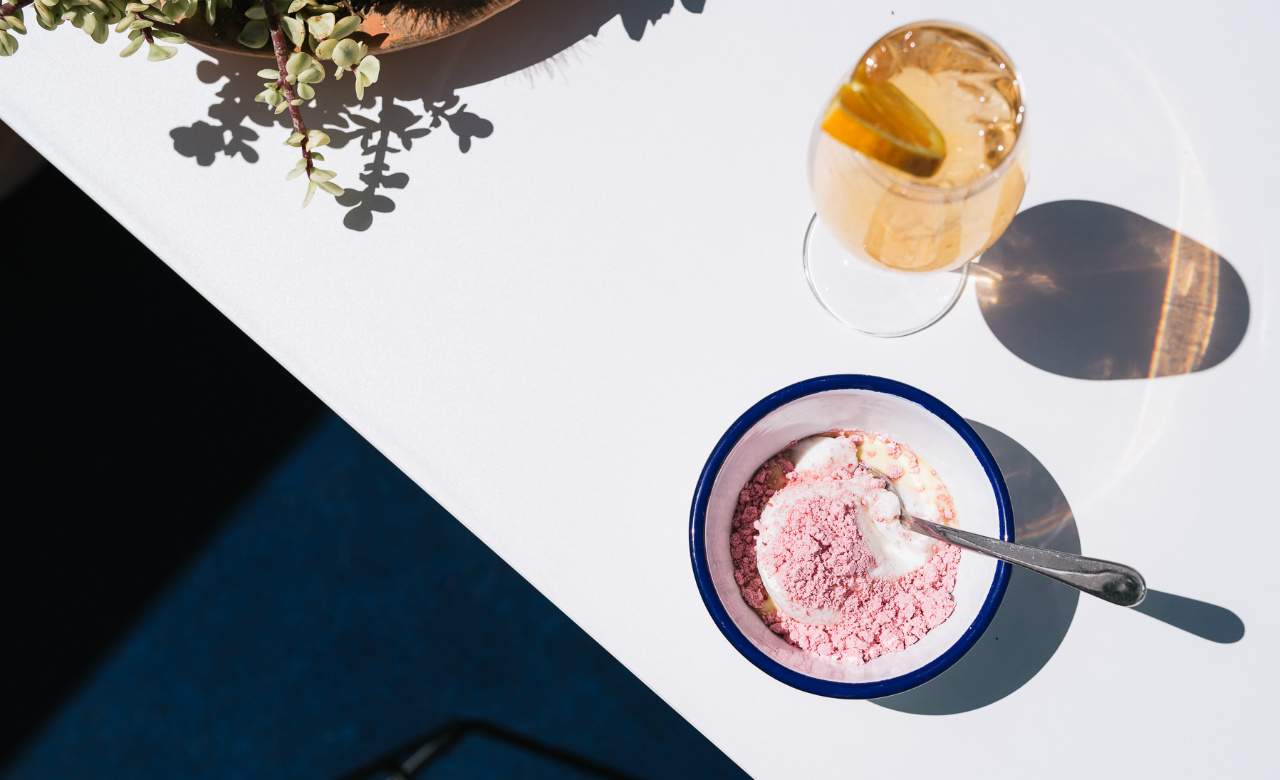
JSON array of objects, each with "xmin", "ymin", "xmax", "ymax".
[{"xmin": 689, "ymin": 375, "xmax": 1013, "ymax": 698}]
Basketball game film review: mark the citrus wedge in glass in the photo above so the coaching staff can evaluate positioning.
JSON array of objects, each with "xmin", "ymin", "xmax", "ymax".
[{"xmin": 820, "ymin": 77, "xmax": 946, "ymax": 178}]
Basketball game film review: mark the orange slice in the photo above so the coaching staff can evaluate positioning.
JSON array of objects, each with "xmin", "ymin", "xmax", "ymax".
[{"xmin": 821, "ymin": 78, "xmax": 946, "ymax": 178}]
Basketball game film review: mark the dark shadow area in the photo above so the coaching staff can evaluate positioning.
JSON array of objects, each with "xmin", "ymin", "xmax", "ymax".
[
  {"xmin": 170, "ymin": 56, "xmax": 270, "ymax": 165},
  {"xmin": 5, "ymin": 141, "xmax": 741, "ymax": 778},
  {"xmin": 0, "ymin": 120, "xmax": 45, "ymax": 200},
  {"xmin": 332, "ymin": 94, "xmax": 492, "ymax": 231},
  {"xmin": 172, "ymin": 0, "xmax": 705, "ymax": 229},
  {"xmin": 875, "ymin": 420, "xmax": 1081, "ymax": 715},
  {"xmin": 1135, "ymin": 589, "xmax": 1244, "ymax": 643},
  {"xmin": 977, "ymin": 200, "xmax": 1249, "ymax": 380},
  {"xmin": 1, "ymin": 165, "xmax": 327, "ymax": 766},
  {"xmin": 5, "ymin": 414, "xmax": 746, "ymax": 779},
  {"xmin": 338, "ymin": 719, "xmax": 640, "ymax": 779}
]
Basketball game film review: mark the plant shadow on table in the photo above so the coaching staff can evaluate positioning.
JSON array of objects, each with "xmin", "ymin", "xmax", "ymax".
[
  {"xmin": 975, "ymin": 200, "xmax": 1249, "ymax": 380},
  {"xmin": 170, "ymin": 0, "xmax": 705, "ymax": 231},
  {"xmin": 873, "ymin": 420, "xmax": 1244, "ymax": 716}
]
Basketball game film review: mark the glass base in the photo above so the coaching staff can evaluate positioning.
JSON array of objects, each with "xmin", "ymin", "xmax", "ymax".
[{"xmin": 802, "ymin": 213, "xmax": 969, "ymax": 337}]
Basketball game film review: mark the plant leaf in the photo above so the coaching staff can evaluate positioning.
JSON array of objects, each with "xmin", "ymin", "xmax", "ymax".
[
  {"xmin": 305, "ymin": 11, "xmax": 332, "ymax": 39},
  {"xmin": 237, "ymin": 19, "xmax": 267, "ymax": 48},
  {"xmin": 306, "ymin": 128, "xmax": 330, "ymax": 147},
  {"xmin": 166, "ymin": 0, "xmax": 192, "ymax": 21},
  {"xmin": 356, "ymin": 53, "xmax": 379, "ymax": 84},
  {"xmin": 35, "ymin": 3, "xmax": 56, "ymax": 29},
  {"xmin": 244, "ymin": 5, "xmax": 266, "ymax": 19},
  {"xmin": 282, "ymin": 14, "xmax": 304, "ymax": 46},
  {"xmin": 314, "ymin": 36, "xmax": 337, "ymax": 59},
  {"xmin": 318, "ymin": 181, "xmax": 344, "ymax": 196},
  {"xmin": 257, "ymin": 67, "xmax": 280, "ymax": 80},
  {"xmin": 118, "ymin": 33, "xmax": 144, "ymax": 56},
  {"xmin": 329, "ymin": 13, "xmax": 359, "ymax": 40},
  {"xmin": 147, "ymin": 42, "xmax": 177, "ymax": 60},
  {"xmin": 329, "ymin": 36, "xmax": 361, "ymax": 68},
  {"xmin": 302, "ymin": 180, "xmax": 317, "ymax": 207},
  {"xmin": 297, "ymin": 65, "xmax": 324, "ymax": 84},
  {"xmin": 90, "ymin": 18, "xmax": 110, "ymax": 43}
]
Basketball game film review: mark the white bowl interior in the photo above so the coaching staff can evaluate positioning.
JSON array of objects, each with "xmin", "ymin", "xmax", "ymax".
[{"xmin": 705, "ymin": 388, "xmax": 1002, "ymax": 685}]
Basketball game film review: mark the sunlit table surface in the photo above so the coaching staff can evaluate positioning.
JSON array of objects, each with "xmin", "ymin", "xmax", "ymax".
[{"xmin": 3, "ymin": 0, "xmax": 1277, "ymax": 776}]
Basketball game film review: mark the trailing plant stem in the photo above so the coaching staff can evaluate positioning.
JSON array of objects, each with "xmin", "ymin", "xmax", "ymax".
[{"xmin": 263, "ymin": 0, "xmax": 313, "ymax": 176}]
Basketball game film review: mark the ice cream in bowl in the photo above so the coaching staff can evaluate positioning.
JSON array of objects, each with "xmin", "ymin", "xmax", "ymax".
[{"xmin": 689, "ymin": 375, "xmax": 1012, "ymax": 698}]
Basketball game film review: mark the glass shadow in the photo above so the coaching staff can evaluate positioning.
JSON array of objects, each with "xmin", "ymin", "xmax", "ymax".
[{"xmin": 976, "ymin": 200, "xmax": 1249, "ymax": 380}]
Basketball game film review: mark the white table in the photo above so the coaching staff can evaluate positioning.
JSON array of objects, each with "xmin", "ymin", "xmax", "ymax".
[{"xmin": 4, "ymin": 0, "xmax": 1277, "ymax": 776}]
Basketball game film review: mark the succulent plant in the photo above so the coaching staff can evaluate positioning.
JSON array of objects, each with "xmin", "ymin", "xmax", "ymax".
[{"xmin": 1, "ymin": 0, "xmax": 381, "ymax": 204}]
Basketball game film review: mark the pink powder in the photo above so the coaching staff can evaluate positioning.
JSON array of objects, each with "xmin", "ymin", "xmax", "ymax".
[{"xmin": 730, "ymin": 431, "xmax": 961, "ymax": 664}]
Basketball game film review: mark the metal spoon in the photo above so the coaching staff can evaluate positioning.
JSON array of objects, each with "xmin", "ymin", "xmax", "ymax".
[{"xmin": 866, "ymin": 466, "xmax": 1146, "ymax": 607}]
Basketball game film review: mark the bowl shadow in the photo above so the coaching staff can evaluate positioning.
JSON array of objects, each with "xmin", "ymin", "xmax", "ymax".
[
  {"xmin": 976, "ymin": 200, "xmax": 1249, "ymax": 380},
  {"xmin": 873, "ymin": 420, "xmax": 1080, "ymax": 715},
  {"xmin": 874, "ymin": 420, "xmax": 1247, "ymax": 715}
]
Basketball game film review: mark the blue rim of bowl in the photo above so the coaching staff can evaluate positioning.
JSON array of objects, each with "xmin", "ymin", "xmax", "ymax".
[{"xmin": 688, "ymin": 374, "xmax": 1013, "ymax": 699}]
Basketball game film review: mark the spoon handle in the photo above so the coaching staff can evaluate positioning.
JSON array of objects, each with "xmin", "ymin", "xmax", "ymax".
[{"xmin": 903, "ymin": 516, "xmax": 1147, "ymax": 607}]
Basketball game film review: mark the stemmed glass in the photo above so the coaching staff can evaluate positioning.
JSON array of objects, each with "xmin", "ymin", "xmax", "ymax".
[{"xmin": 803, "ymin": 21, "xmax": 1027, "ymax": 337}]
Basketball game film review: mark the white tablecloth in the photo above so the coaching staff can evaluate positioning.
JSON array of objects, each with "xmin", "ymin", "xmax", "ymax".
[{"xmin": 3, "ymin": 0, "xmax": 1276, "ymax": 775}]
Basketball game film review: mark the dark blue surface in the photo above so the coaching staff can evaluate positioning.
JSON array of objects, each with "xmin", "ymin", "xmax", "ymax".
[
  {"xmin": 4, "ymin": 164, "xmax": 743, "ymax": 779},
  {"xmin": 11, "ymin": 415, "xmax": 743, "ymax": 779},
  {"xmin": 690, "ymin": 374, "xmax": 1013, "ymax": 699}
]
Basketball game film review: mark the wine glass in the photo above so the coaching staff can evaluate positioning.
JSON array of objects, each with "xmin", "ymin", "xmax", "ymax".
[{"xmin": 803, "ymin": 21, "xmax": 1027, "ymax": 337}]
